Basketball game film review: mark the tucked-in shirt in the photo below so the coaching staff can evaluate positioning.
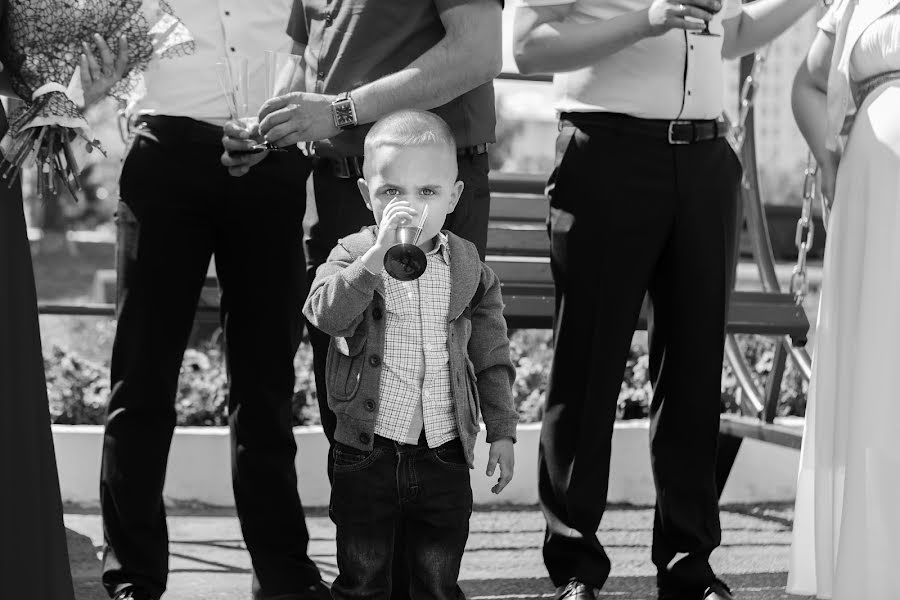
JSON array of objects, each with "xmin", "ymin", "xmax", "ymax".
[
  {"xmin": 136, "ymin": 0, "xmax": 294, "ymax": 125},
  {"xmin": 287, "ymin": 0, "xmax": 501, "ymax": 156},
  {"xmin": 517, "ymin": 0, "xmax": 743, "ymax": 119},
  {"xmin": 374, "ymin": 233, "xmax": 457, "ymax": 447}
]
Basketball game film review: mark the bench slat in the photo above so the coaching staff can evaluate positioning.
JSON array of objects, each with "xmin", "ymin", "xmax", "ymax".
[
  {"xmin": 490, "ymin": 193, "xmax": 547, "ymax": 222},
  {"xmin": 718, "ymin": 414, "xmax": 804, "ymax": 449}
]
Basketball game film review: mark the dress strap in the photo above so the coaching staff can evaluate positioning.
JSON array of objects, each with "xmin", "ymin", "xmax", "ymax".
[{"xmin": 854, "ymin": 70, "xmax": 900, "ymax": 107}]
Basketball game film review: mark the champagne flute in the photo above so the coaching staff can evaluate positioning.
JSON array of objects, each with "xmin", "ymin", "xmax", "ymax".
[
  {"xmin": 215, "ymin": 56, "xmax": 273, "ymax": 154},
  {"xmin": 691, "ymin": 1, "xmax": 720, "ymax": 37},
  {"xmin": 261, "ymin": 51, "xmax": 305, "ymax": 151},
  {"xmin": 384, "ymin": 205, "xmax": 429, "ymax": 281}
]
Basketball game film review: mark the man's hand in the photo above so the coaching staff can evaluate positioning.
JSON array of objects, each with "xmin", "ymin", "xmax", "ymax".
[
  {"xmin": 258, "ymin": 92, "xmax": 340, "ymax": 147},
  {"xmin": 486, "ymin": 438, "xmax": 515, "ymax": 494},
  {"xmin": 221, "ymin": 118, "xmax": 269, "ymax": 177},
  {"xmin": 646, "ymin": 0, "xmax": 720, "ymax": 35}
]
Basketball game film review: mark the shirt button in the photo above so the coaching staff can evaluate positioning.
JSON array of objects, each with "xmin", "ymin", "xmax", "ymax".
[
  {"xmin": 224, "ymin": 10, "xmax": 230, "ymax": 16},
  {"xmin": 318, "ymin": 70, "xmax": 325, "ymax": 78},
  {"xmin": 368, "ymin": 354, "xmax": 381, "ymax": 367},
  {"xmin": 358, "ymin": 432, "xmax": 371, "ymax": 445},
  {"xmin": 364, "ymin": 399, "xmax": 376, "ymax": 412},
  {"xmin": 230, "ymin": 47, "xmax": 236, "ymax": 53},
  {"xmin": 326, "ymin": 15, "xmax": 333, "ymax": 25}
]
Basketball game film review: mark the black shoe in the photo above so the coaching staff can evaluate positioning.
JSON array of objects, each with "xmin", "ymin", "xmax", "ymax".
[
  {"xmin": 297, "ymin": 580, "xmax": 331, "ymax": 600},
  {"xmin": 702, "ymin": 579, "xmax": 734, "ymax": 600},
  {"xmin": 554, "ymin": 579, "xmax": 598, "ymax": 600},
  {"xmin": 112, "ymin": 587, "xmax": 157, "ymax": 600}
]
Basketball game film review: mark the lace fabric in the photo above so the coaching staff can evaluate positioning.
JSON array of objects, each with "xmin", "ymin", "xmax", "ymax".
[{"xmin": 0, "ymin": 0, "xmax": 193, "ymax": 195}]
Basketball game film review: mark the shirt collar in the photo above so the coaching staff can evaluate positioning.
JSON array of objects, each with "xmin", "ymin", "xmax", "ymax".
[{"xmin": 425, "ymin": 232, "xmax": 451, "ymax": 265}]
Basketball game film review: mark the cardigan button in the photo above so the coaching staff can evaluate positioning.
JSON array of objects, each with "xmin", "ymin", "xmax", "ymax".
[
  {"xmin": 368, "ymin": 354, "xmax": 381, "ymax": 367},
  {"xmin": 359, "ymin": 432, "xmax": 371, "ymax": 445},
  {"xmin": 364, "ymin": 399, "xmax": 376, "ymax": 412}
]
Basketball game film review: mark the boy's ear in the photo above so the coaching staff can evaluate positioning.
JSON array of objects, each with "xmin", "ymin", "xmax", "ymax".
[
  {"xmin": 357, "ymin": 178, "xmax": 374, "ymax": 211},
  {"xmin": 447, "ymin": 180, "xmax": 465, "ymax": 213}
]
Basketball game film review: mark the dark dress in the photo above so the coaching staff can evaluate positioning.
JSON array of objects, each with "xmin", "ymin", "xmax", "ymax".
[{"xmin": 0, "ymin": 1, "xmax": 76, "ymax": 594}]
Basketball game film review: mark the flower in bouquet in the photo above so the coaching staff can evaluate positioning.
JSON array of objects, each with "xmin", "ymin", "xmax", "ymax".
[{"xmin": 0, "ymin": 0, "xmax": 194, "ymax": 198}]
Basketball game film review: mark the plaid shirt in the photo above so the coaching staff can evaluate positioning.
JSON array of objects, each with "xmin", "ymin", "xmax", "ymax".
[{"xmin": 374, "ymin": 233, "xmax": 456, "ymax": 447}]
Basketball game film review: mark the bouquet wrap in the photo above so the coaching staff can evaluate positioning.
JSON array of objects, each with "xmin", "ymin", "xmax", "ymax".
[{"xmin": 0, "ymin": 0, "xmax": 193, "ymax": 196}]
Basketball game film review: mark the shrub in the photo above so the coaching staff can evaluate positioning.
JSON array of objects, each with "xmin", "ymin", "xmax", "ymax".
[{"xmin": 44, "ymin": 330, "xmax": 808, "ymax": 425}]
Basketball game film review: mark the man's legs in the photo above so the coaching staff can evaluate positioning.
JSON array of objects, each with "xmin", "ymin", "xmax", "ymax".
[
  {"xmin": 216, "ymin": 153, "xmax": 324, "ymax": 598},
  {"xmin": 100, "ymin": 137, "xmax": 217, "ymax": 598},
  {"xmin": 539, "ymin": 125, "xmax": 674, "ymax": 590},
  {"xmin": 648, "ymin": 139, "xmax": 742, "ymax": 595}
]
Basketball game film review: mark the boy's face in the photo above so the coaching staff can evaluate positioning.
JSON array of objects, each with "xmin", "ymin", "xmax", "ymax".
[{"xmin": 358, "ymin": 143, "xmax": 464, "ymax": 249}]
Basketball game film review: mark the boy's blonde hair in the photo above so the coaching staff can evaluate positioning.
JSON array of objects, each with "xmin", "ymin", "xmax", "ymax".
[{"xmin": 363, "ymin": 110, "xmax": 457, "ymax": 177}]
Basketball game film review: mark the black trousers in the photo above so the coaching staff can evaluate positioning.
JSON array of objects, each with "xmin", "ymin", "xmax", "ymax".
[
  {"xmin": 99, "ymin": 118, "xmax": 320, "ymax": 599},
  {"xmin": 538, "ymin": 121, "xmax": 742, "ymax": 594},
  {"xmin": 304, "ymin": 151, "xmax": 490, "ymax": 600}
]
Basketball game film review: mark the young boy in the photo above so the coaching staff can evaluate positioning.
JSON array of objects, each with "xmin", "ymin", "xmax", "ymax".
[{"xmin": 302, "ymin": 109, "xmax": 518, "ymax": 599}]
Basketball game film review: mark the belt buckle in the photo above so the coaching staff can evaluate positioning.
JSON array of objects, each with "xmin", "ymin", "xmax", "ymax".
[{"xmin": 667, "ymin": 120, "xmax": 693, "ymax": 145}]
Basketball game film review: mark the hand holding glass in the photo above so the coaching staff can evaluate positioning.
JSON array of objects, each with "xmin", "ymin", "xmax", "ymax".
[{"xmin": 215, "ymin": 56, "xmax": 279, "ymax": 154}]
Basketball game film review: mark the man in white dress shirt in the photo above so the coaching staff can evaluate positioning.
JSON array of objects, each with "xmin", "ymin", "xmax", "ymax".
[
  {"xmin": 514, "ymin": 0, "xmax": 816, "ymax": 598},
  {"xmin": 98, "ymin": 3, "xmax": 327, "ymax": 600}
]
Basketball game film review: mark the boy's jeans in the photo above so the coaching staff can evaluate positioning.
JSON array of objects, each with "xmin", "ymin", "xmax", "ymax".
[{"xmin": 330, "ymin": 435, "xmax": 473, "ymax": 600}]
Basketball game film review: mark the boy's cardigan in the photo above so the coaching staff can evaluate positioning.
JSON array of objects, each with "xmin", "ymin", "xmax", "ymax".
[{"xmin": 302, "ymin": 226, "xmax": 518, "ymax": 467}]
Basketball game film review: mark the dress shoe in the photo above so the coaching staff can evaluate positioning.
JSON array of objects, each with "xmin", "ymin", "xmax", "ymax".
[
  {"xmin": 554, "ymin": 579, "xmax": 598, "ymax": 600},
  {"xmin": 702, "ymin": 579, "xmax": 735, "ymax": 600},
  {"xmin": 112, "ymin": 587, "xmax": 157, "ymax": 600}
]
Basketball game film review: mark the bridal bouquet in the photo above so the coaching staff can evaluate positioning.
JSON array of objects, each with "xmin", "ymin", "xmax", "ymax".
[{"xmin": 0, "ymin": 0, "xmax": 193, "ymax": 198}]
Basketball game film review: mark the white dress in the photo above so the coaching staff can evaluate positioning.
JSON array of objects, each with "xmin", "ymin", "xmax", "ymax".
[{"xmin": 787, "ymin": 4, "xmax": 900, "ymax": 599}]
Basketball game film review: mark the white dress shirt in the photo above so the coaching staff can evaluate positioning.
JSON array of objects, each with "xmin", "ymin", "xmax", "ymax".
[
  {"xmin": 136, "ymin": 0, "xmax": 294, "ymax": 125},
  {"xmin": 518, "ymin": 0, "xmax": 743, "ymax": 119}
]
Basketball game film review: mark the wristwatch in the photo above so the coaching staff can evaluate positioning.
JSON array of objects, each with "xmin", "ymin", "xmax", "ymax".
[{"xmin": 331, "ymin": 92, "xmax": 358, "ymax": 129}]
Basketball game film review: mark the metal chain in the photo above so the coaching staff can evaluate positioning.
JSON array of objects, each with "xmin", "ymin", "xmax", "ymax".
[
  {"xmin": 790, "ymin": 152, "xmax": 817, "ymax": 305},
  {"xmin": 729, "ymin": 45, "xmax": 771, "ymax": 153}
]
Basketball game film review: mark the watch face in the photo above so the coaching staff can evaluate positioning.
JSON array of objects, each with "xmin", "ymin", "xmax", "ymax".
[{"xmin": 333, "ymin": 98, "xmax": 356, "ymax": 128}]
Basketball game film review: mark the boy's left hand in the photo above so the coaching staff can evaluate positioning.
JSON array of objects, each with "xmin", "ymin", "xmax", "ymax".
[{"xmin": 486, "ymin": 438, "xmax": 515, "ymax": 494}]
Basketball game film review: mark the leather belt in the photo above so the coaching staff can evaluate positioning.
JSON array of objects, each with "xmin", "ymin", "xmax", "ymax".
[
  {"xmin": 131, "ymin": 115, "xmax": 225, "ymax": 146},
  {"xmin": 315, "ymin": 142, "xmax": 489, "ymax": 179},
  {"xmin": 560, "ymin": 112, "xmax": 730, "ymax": 145}
]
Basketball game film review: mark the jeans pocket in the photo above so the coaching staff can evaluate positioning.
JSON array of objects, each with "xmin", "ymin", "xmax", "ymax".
[
  {"xmin": 332, "ymin": 443, "xmax": 381, "ymax": 473},
  {"xmin": 431, "ymin": 441, "xmax": 469, "ymax": 470}
]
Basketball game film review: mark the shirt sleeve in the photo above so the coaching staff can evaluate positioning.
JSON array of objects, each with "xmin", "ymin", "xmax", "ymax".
[
  {"xmin": 436, "ymin": 0, "xmax": 506, "ymax": 11},
  {"xmin": 514, "ymin": 0, "xmax": 575, "ymax": 6},
  {"xmin": 817, "ymin": 0, "xmax": 849, "ymax": 34},
  {"xmin": 285, "ymin": 1, "xmax": 308, "ymax": 45},
  {"xmin": 720, "ymin": 0, "xmax": 743, "ymax": 21}
]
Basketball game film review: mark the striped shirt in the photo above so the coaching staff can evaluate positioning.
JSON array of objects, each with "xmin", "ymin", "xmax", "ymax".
[{"xmin": 374, "ymin": 233, "xmax": 457, "ymax": 447}]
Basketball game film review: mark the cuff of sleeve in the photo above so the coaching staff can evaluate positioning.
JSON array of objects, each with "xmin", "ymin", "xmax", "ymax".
[
  {"xmin": 342, "ymin": 258, "xmax": 382, "ymax": 292},
  {"xmin": 485, "ymin": 420, "xmax": 518, "ymax": 444}
]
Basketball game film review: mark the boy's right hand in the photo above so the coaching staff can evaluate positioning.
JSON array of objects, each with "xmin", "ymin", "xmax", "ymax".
[{"xmin": 361, "ymin": 199, "xmax": 418, "ymax": 274}]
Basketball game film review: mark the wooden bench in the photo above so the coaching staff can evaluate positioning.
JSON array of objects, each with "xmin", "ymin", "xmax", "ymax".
[{"xmin": 487, "ymin": 172, "xmax": 810, "ymax": 343}]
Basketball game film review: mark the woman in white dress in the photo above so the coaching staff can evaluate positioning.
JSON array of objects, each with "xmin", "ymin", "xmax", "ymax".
[{"xmin": 788, "ymin": 0, "xmax": 900, "ymax": 597}]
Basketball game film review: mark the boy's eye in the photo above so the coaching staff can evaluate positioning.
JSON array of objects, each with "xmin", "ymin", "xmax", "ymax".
[
  {"xmin": 384, "ymin": 189, "xmax": 400, "ymax": 196},
  {"xmin": 420, "ymin": 188, "xmax": 435, "ymax": 196}
]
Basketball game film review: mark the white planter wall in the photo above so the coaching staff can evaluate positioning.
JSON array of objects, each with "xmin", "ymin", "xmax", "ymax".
[{"xmin": 53, "ymin": 420, "xmax": 800, "ymax": 508}]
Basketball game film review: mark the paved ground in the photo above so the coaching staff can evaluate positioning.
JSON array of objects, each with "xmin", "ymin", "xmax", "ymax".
[{"xmin": 65, "ymin": 503, "xmax": 811, "ymax": 600}]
